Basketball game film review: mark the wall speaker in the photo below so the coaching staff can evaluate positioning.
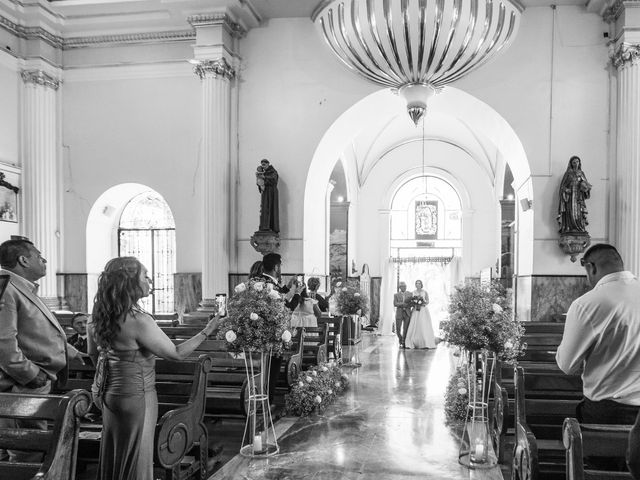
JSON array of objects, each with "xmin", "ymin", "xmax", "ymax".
[{"xmin": 520, "ymin": 198, "xmax": 533, "ymax": 211}]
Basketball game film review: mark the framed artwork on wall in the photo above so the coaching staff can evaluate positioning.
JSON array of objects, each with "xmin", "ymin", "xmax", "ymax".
[{"xmin": 0, "ymin": 165, "xmax": 20, "ymax": 223}]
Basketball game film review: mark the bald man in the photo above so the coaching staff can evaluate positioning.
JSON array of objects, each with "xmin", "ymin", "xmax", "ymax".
[{"xmin": 557, "ymin": 243, "xmax": 640, "ymax": 426}]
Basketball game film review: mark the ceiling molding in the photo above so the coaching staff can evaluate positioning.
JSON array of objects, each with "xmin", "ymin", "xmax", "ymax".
[
  {"xmin": 187, "ymin": 12, "xmax": 247, "ymax": 38},
  {"xmin": 63, "ymin": 29, "xmax": 195, "ymax": 49}
]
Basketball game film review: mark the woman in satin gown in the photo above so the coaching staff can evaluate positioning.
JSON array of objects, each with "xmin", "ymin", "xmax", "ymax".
[
  {"xmin": 87, "ymin": 257, "xmax": 220, "ymax": 480},
  {"xmin": 404, "ymin": 280, "xmax": 437, "ymax": 349}
]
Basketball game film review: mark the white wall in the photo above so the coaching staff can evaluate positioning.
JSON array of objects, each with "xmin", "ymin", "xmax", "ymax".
[
  {"xmin": 61, "ymin": 70, "xmax": 202, "ymax": 273},
  {"xmin": 0, "ymin": 52, "xmax": 21, "ymax": 241},
  {"xmin": 236, "ymin": 7, "xmax": 608, "ymax": 276}
]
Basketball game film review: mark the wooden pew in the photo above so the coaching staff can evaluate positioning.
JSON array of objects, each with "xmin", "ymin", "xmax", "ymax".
[
  {"xmin": 301, "ymin": 324, "xmax": 329, "ymax": 369},
  {"xmin": 60, "ymin": 355, "xmax": 214, "ymax": 480},
  {"xmin": 563, "ymin": 418, "xmax": 633, "ymax": 480},
  {"xmin": 0, "ymin": 389, "xmax": 91, "ymax": 480},
  {"xmin": 317, "ymin": 315, "xmax": 343, "ymax": 361},
  {"xmin": 493, "ymin": 321, "xmax": 569, "ymax": 463},
  {"xmin": 512, "ymin": 366, "xmax": 582, "ymax": 480}
]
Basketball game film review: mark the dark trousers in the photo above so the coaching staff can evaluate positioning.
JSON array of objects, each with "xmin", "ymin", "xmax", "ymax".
[
  {"xmin": 577, "ymin": 397, "xmax": 640, "ymax": 472},
  {"xmin": 268, "ymin": 356, "xmax": 282, "ymax": 404},
  {"xmin": 395, "ymin": 311, "xmax": 411, "ymax": 344}
]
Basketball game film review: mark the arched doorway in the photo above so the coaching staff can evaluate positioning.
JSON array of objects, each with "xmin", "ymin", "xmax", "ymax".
[
  {"xmin": 303, "ymin": 87, "xmax": 534, "ymax": 322},
  {"xmin": 86, "ymin": 184, "xmax": 176, "ymax": 314}
]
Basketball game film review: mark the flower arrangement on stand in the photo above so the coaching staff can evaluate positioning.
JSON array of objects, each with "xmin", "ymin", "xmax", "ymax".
[
  {"xmin": 216, "ymin": 279, "xmax": 292, "ymax": 457},
  {"xmin": 285, "ymin": 363, "xmax": 349, "ymax": 416},
  {"xmin": 444, "ymin": 364, "xmax": 471, "ymax": 424},
  {"xmin": 334, "ymin": 280, "xmax": 369, "ymax": 368},
  {"xmin": 441, "ymin": 280, "xmax": 525, "ymax": 469}
]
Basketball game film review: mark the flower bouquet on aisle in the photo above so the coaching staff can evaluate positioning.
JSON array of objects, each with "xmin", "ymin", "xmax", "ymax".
[
  {"xmin": 334, "ymin": 280, "xmax": 369, "ymax": 368},
  {"xmin": 285, "ymin": 363, "xmax": 350, "ymax": 416},
  {"xmin": 215, "ymin": 279, "xmax": 292, "ymax": 458},
  {"xmin": 216, "ymin": 279, "xmax": 292, "ymax": 354},
  {"xmin": 410, "ymin": 295, "xmax": 426, "ymax": 311},
  {"xmin": 442, "ymin": 280, "xmax": 525, "ymax": 363},
  {"xmin": 334, "ymin": 279, "xmax": 369, "ymax": 316}
]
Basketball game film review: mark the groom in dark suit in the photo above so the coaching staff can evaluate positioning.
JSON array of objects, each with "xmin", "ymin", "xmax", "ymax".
[{"xmin": 394, "ymin": 282, "xmax": 412, "ymax": 349}]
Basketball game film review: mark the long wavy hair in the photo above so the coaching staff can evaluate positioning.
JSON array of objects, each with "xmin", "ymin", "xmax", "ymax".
[{"xmin": 92, "ymin": 256, "xmax": 146, "ymax": 348}]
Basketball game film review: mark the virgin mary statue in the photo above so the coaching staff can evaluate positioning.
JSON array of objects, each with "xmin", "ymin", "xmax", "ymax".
[{"xmin": 557, "ymin": 156, "xmax": 592, "ymax": 234}]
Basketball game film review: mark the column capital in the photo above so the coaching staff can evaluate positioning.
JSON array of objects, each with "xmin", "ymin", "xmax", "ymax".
[
  {"xmin": 20, "ymin": 70, "xmax": 61, "ymax": 90},
  {"xmin": 193, "ymin": 58, "xmax": 236, "ymax": 80},
  {"xmin": 187, "ymin": 12, "xmax": 247, "ymax": 39},
  {"xmin": 603, "ymin": 0, "xmax": 625, "ymax": 23},
  {"xmin": 610, "ymin": 43, "xmax": 640, "ymax": 68}
]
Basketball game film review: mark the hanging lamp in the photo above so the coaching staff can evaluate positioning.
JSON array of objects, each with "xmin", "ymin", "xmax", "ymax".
[{"xmin": 312, "ymin": 0, "xmax": 523, "ymax": 124}]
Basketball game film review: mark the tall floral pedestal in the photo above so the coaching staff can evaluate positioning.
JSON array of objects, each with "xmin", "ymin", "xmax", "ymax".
[
  {"xmin": 341, "ymin": 314, "xmax": 362, "ymax": 368},
  {"xmin": 240, "ymin": 349, "xmax": 279, "ymax": 457},
  {"xmin": 341, "ymin": 314, "xmax": 362, "ymax": 345},
  {"xmin": 459, "ymin": 350, "xmax": 497, "ymax": 469}
]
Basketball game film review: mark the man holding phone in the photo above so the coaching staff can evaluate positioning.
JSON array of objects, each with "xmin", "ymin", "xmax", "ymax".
[
  {"xmin": 259, "ymin": 253, "xmax": 304, "ymax": 311},
  {"xmin": 0, "ymin": 237, "xmax": 82, "ymax": 461}
]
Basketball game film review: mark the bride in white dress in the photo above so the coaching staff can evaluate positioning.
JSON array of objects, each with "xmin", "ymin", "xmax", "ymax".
[{"xmin": 404, "ymin": 280, "xmax": 437, "ymax": 349}]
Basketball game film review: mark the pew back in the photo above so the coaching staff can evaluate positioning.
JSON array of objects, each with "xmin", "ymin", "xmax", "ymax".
[{"xmin": 0, "ymin": 389, "xmax": 91, "ymax": 480}]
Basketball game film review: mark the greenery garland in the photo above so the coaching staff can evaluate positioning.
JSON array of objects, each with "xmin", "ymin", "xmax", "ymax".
[
  {"xmin": 285, "ymin": 363, "xmax": 349, "ymax": 416},
  {"xmin": 444, "ymin": 365, "xmax": 471, "ymax": 424}
]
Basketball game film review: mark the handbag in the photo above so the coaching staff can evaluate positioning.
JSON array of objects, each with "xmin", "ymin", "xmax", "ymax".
[{"xmin": 91, "ymin": 349, "xmax": 108, "ymax": 411}]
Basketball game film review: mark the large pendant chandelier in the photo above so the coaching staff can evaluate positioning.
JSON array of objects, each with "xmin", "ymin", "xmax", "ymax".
[{"xmin": 312, "ymin": 0, "xmax": 523, "ymax": 124}]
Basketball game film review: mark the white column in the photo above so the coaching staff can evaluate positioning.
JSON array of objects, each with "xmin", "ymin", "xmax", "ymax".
[
  {"xmin": 612, "ymin": 46, "xmax": 640, "ymax": 273},
  {"xmin": 194, "ymin": 59, "xmax": 234, "ymax": 305},
  {"xmin": 21, "ymin": 70, "xmax": 61, "ymax": 306}
]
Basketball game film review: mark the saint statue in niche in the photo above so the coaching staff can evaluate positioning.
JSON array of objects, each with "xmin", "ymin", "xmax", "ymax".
[
  {"xmin": 557, "ymin": 156, "xmax": 592, "ymax": 234},
  {"xmin": 256, "ymin": 158, "xmax": 279, "ymax": 233}
]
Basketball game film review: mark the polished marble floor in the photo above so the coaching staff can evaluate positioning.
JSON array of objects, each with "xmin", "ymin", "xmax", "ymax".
[{"xmin": 210, "ymin": 334, "xmax": 503, "ymax": 480}]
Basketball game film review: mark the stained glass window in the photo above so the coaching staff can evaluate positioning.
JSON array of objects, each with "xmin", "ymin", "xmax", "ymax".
[{"xmin": 415, "ymin": 200, "xmax": 438, "ymax": 239}]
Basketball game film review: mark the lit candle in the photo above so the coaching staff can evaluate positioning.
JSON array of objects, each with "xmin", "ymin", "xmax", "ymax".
[
  {"xmin": 474, "ymin": 443, "xmax": 485, "ymax": 460},
  {"xmin": 253, "ymin": 434, "xmax": 263, "ymax": 453}
]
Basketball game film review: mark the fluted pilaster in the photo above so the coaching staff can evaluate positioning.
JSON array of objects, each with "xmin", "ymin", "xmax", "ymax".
[
  {"xmin": 21, "ymin": 69, "xmax": 61, "ymax": 306},
  {"xmin": 197, "ymin": 59, "xmax": 234, "ymax": 303}
]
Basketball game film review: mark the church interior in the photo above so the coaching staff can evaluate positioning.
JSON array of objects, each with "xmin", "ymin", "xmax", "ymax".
[{"xmin": 0, "ymin": 0, "xmax": 637, "ymax": 478}]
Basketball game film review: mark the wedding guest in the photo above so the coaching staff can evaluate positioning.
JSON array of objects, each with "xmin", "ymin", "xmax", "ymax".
[
  {"xmin": 249, "ymin": 260, "xmax": 264, "ymax": 280},
  {"xmin": 258, "ymin": 253, "xmax": 303, "ymax": 401},
  {"xmin": 87, "ymin": 256, "xmax": 220, "ymax": 480},
  {"xmin": 307, "ymin": 277, "xmax": 331, "ymax": 312},
  {"xmin": 0, "ymin": 237, "xmax": 83, "ymax": 462},
  {"xmin": 393, "ymin": 282, "xmax": 412, "ymax": 349},
  {"xmin": 556, "ymin": 244, "xmax": 640, "ymax": 426},
  {"xmin": 68, "ymin": 312, "xmax": 89, "ymax": 353}
]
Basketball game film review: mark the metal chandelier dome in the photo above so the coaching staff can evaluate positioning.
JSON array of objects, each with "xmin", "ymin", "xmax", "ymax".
[{"xmin": 312, "ymin": 0, "xmax": 523, "ymax": 124}]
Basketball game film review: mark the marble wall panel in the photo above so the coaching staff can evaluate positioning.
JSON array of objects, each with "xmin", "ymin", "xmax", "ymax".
[
  {"xmin": 370, "ymin": 277, "xmax": 381, "ymax": 325},
  {"xmin": 174, "ymin": 273, "xmax": 201, "ymax": 315},
  {"xmin": 61, "ymin": 273, "xmax": 87, "ymax": 313},
  {"xmin": 530, "ymin": 275, "xmax": 589, "ymax": 322}
]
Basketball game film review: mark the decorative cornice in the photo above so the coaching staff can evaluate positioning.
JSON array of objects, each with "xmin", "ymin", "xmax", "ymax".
[
  {"xmin": 63, "ymin": 30, "xmax": 195, "ymax": 49},
  {"xmin": 193, "ymin": 58, "xmax": 235, "ymax": 80},
  {"xmin": 187, "ymin": 13, "xmax": 247, "ymax": 39},
  {"xmin": 0, "ymin": 14, "xmax": 63, "ymax": 49},
  {"xmin": 611, "ymin": 43, "xmax": 640, "ymax": 68},
  {"xmin": 20, "ymin": 70, "xmax": 61, "ymax": 90}
]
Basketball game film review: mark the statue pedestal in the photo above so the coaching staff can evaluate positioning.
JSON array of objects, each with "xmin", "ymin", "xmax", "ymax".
[
  {"xmin": 182, "ymin": 299, "xmax": 217, "ymax": 325},
  {"xmin": 559, "ymin": 232, "xmax": 591, "ymax": 262},
  {"xmin": 250, "ymin": 230, "xmax": 280, "ymax": 255}
]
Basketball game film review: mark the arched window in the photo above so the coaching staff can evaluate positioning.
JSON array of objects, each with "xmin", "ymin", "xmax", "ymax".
[
  {"xmin": 118, "ymin": 191, "xmax": 176, "ymax": 314},
  {"xmin": 390, "ymin": 176, "xmax": 462, "ymax": 247}
]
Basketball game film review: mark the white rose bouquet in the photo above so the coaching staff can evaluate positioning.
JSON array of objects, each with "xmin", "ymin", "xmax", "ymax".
[{"xmin": 216, "ymin": 278, "xmax": 292, "ymax": 354}]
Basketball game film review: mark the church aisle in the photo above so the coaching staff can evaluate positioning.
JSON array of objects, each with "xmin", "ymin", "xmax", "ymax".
[{"xmin": 211, "ymin": 334, "xmax": 503, "ymax": 480}]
